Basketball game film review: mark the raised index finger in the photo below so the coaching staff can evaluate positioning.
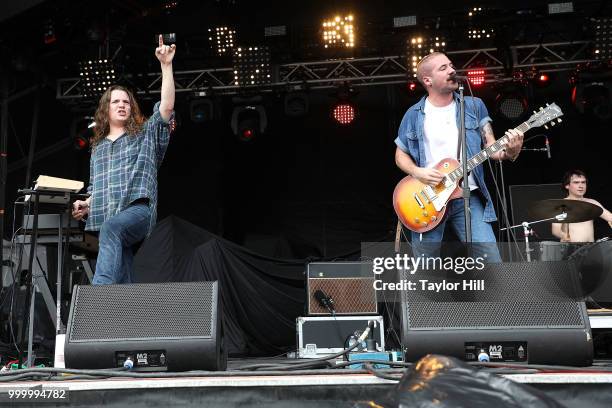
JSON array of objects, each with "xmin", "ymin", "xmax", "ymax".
[{"xmin": 159, "ymin": 34, "xmax": 164, "ymax": 47}]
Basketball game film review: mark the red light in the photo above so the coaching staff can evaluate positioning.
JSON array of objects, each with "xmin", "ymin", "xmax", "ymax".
[
  {"xmin": 467, "ymin": 69, "xmax": 486, "ymax": 86},
  {"xmin": 538, "ymin": 73, "xmax": 549, "ymax": 82},
  {"xmin": 333, "ymin": 103, "xmax": 355, "ymax": 125},
  {"xmin": 74, "ymin": 136, "xmax": 89, "ymax": 150},
  {"xmin": 241, "ymin": 129, "xmax": 254, "ymax": 140},
  {"xmin": 408, "ymin": 82, "xmax": 417, "ymax": 91}
]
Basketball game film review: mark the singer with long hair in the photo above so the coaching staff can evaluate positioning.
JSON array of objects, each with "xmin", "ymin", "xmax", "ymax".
[{"xmin": 71, "ymin": 35, "xmax": 176, "ymax": 284}]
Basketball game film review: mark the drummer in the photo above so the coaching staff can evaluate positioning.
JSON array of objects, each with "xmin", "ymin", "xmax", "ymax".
[{"xmin": 551, "ymin": 170, "xmax": 612, "ymax": 242}]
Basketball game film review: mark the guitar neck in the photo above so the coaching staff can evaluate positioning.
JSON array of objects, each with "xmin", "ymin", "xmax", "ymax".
[{"xmin": 448, "ymin": 122, "xmax": 531, "ymax": 181}]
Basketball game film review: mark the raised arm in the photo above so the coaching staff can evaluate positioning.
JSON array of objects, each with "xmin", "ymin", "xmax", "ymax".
[{"xmin": 155, "ymin": 34, "xmax": 176, "ymax": 122}]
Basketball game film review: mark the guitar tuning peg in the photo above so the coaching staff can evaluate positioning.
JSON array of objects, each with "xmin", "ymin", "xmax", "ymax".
[
  {"xmin": 550, "ymin": 121, "xmax": 556, "ymax": 126},
  {"xmin": 533, "ymin": 110, "xmax": 537, "ymax": 114},
  {"xmin": 557, "ymin": 118, "xmax": 562, "ymax": 123},
  {"xmin": 544, "ymin": 125, "xmax": 549, "ymax": 129},
  {"xmin": 546, "ymin": 103, "xmax": 550, "ymax": 106},
  {"xmin": 539, "ymin": 107, "xmax": 544, "ymax": 110}
]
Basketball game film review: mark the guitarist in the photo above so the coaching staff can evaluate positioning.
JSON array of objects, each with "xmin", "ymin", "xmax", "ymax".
[{"xmin": 394, "ymin": 52, "xmax": 524, "ymax": 261}]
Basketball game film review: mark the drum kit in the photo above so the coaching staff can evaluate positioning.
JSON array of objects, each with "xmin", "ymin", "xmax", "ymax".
[
  {"xmin": 504, "ymin": 199, "xmax": 611, "ymax": 308},
  {"xmin": 503, "ymin": 199, "xmax": 604, "ymax": 262}
]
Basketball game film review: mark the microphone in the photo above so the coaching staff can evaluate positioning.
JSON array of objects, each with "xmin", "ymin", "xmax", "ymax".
[
  {"xmin": 314, "ymin": 289, "xmax": 335, "ymax": 314},
  {"xmin": 544, "ymin": 136, "xmax": 551, "ymax": 159}
]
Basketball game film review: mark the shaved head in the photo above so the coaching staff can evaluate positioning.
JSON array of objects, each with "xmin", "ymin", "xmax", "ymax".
[{"xmin": 416, "ymin": 52, "xmax": 446, "ymax": 86}]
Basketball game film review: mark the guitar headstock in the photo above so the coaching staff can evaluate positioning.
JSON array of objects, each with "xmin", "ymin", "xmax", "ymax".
[{"xmin": 526, "ymin": 102, "xmax": 563, "ymax": 129}]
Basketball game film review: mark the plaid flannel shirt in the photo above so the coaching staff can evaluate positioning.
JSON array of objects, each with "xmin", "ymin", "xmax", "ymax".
[{"xmin": 85, "ymin": 102, "xmax": 173, "ymax": 235}]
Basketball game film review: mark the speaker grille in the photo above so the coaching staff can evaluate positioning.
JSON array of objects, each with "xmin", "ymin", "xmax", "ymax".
[
  {"xmin": 309, "ymin": 278, "xmax": 377, "ymax": 314},
  {"xmin": 69, "ymin": 281, "xmax": 215, "ymax": 341},
  {"xmin": 404, "ymin": 261, "xmax": 586, "ymax": 329}
]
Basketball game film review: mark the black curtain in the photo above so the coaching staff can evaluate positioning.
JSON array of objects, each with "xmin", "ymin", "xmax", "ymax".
[{"xmin": 133, "ymin": 215, "xmax": 306, "ymax": 356}]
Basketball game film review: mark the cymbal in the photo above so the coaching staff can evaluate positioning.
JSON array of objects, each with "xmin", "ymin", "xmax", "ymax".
[{"xmin": 529, "ymin": 199, "xmax": 603, "ymax": 223}]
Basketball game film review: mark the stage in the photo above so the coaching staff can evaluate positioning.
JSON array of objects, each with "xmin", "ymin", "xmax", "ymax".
[{"xmin": 2, "ymin": 357, "xmax": 612, "ymax": 407}]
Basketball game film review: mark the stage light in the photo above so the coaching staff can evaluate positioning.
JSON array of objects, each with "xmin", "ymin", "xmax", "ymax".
[
  {"xmin": 231, "ymin": 105, "xmax": 268, "ymax": 141},
  {"xmin": 190, "ymin": 99, "xmax": 214, "ymax": 123},
  {"xmin": 407, "ymin": 81, "xmax": 417, "ymax": 92},
  {"xmin": 264, "ymin": 25, "xmax": 287, "ymax": 37},
  {"xmin": 467, "ymin": 7, "xmax": 494, "ymax": 40},
  {"xmin": 321, "ymin": 14, "xmax": 355, "ymax": 49},
  {"xmin": 571, "ymin": 64, "xmax": 612, "ymax": 121},
  {"xmin": 78, "ymin": 59, "xmax": 116, "ymax": 98},
  {"xmin": 71, "ymin": 117, "xmax": 94, "ymax": 151},
  {"xmin": 548, "ymin": 2, "xmax": 573, "ymax": 14},
  {"xmin": 208, "ymin": 26, "xmax": 236, "ymax": 56},
  {"xmin": 594, "ymin": 17, "xmax": 612, "ymax": 61},
  {"xmin": 393, "ymin": 16, "xmax": 417, "ymax": 28},
  {"xmin": 496, "ymin": 88, "xmax": 528, "ymax": 121},
  {"xmin": 43, "ymin": 19, "xmax": 56, "ymax": 45},
  {"xmin": 407, "ymin": 36, "xmax": 446, "ymax": 78},
  {"xmin": 284, "ymin": 92, "xmax": 309, "ymax": 117},
  {"xmin": 332, "ymin": 103, "xmax": 356, "ymax": 125},
  {"xmin": 233, "ymin": 46, "xmax": 272, "ymax": 87},
  {"xmin": 467, "ymin": 69, "xmax": 486, "ymax": 86}
]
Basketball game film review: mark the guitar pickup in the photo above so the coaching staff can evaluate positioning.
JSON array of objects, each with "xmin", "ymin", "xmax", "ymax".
[{"xmin": 413, "ymin": 192, "xmax": 425, "ymax": 209}]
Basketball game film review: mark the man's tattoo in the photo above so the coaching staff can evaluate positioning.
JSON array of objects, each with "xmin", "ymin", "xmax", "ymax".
[{"xmin": 481, "ymin": 122, "xmax": 493, "ymax": 143}]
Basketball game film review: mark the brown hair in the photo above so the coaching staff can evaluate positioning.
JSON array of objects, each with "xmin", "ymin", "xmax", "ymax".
[
  {"xmin": 91, "ymin": 85, "xmax": 145, "ymax": 146},
  {"xmin": 562, "ymin": 169, "xmax": 587, "ymax": 189}
]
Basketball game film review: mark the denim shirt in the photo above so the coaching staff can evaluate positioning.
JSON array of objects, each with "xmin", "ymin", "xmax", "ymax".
[{"xmin": 394, "ymin": 93, "xmax": 497, "ymax": 222}]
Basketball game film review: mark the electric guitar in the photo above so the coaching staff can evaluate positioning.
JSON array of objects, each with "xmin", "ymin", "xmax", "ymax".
[{"xmin": 393, "ymin": 103, "xmax": 563, "ymax": 233}]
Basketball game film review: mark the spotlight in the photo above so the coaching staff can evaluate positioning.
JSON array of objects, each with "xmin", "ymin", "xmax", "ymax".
[
  {"xmin": 332, "ymin": 102, "xmax": 356, "ymax": 125},
  {"xmin": 406, "ymin": 36, "xmax": 446, "ymax": 78},
  {"xmin": 190, "ymin": 99, "xmax": 214, "ymax": 123},
  {"xmin": 548, "ymin": 2, "xmax": 573, "ymax": 14},
  {"xmin": 70, "ymin": 117, "xmax": 94, "ymax": 151},
  {"xmin": 467, "ymin": 7, "xmax": 495, "ymax": 40},
  {"xmin": 264, "ymin": 25, "xmax": 287, "ymax": 37},
  {"xmin": 43, "ymin": 18, "xmax": 56, "ymax": 45},
  {"xmin": 407, "ymin": 81, "xmax": 418, "ymax": 92},
  {"xmin": 571, "ymin": 65, "xmax": 612, "ymax": 121},
  {"xmin": 284, "ymin": 92, "xmax": 309, "ymax": 117},
  {"xmin": 496, "ymin": 88, "xmax": 528, "ymax": 121},
  {"xmin": 233, "ymin": 46, "xmax": 272, "ymax": 87},
  {"xmin": 593, "ymin": 17, "xmax": 612, "ymax": 61},
  {"xmin": 208, "ymin": 26, "xmax": 236, "ymax": 56},
  {"xmin": 78, "ymin": 59, "xmax": 116, "ymax": 98},
  {"xmin": 321, "ymin": 14, "xmax": 355, "ymax": 49},
  {"xmin": 467, "ymin": 69, "xmax": 486, "ymax": 86},
  {"xmin": 231, "ymin": 105, "xmax": 267, "ymax": 141}
]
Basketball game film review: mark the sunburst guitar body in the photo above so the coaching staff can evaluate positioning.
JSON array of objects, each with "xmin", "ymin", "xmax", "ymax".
[{"xmin": 393, "ymin": 158, "xmax": 463, "ymax": 233}]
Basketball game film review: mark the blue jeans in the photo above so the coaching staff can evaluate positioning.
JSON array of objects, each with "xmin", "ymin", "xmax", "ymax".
[
  {"xmin": 92, "ymin": 203, "xmax": 151, "ymax": 285},
  {"xmin": 410, "ymin": 192, "xmax": 502, "ymax": 263}
]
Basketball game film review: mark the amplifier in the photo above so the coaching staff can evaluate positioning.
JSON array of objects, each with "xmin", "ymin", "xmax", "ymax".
[{"xmin": 306, "ymin": 262, "xmax": 377, "ymax": 315}]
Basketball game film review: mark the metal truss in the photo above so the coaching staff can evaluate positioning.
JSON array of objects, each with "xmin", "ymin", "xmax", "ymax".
[{"xmin": 56, "ymin": 41, "xmax": 596, "ymax": 99}]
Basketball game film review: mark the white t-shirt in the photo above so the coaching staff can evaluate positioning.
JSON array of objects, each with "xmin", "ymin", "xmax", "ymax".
[{"xmin": 423, "ymin": 98, "xmax": 477, "ymax": 190}]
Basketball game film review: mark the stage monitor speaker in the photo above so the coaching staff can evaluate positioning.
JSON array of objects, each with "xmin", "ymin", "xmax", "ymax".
[
  {"xmin": 400, "ymin": 261, "xmax": 593, "ymax": 366},
  {"xmin": 509, "ymin": 183, "xmax": 564, "ymax": 241},
  {"xmin": 65, "ymin": 281, "xmax": 226, "ymax": 371},
  {"xmin": 307, "ymin": 262, "xmax": 377, "ymax": 315}
]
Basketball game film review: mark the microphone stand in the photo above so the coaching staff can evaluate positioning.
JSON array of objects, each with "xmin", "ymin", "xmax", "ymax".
[{"xmin": 459, "ymin": 81, "xmax": 472, "ymax": 247}]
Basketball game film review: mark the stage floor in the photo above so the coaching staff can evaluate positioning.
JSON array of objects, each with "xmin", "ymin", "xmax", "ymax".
[{"xmin": 2, "ymin": 358, "xmax": 612, "ymax": 408}]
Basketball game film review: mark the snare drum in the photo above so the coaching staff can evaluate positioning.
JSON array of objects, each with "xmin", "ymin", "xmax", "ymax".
[{"xmin": 539, "ymin": 241, "xmax": 569, "ymax": 261}]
